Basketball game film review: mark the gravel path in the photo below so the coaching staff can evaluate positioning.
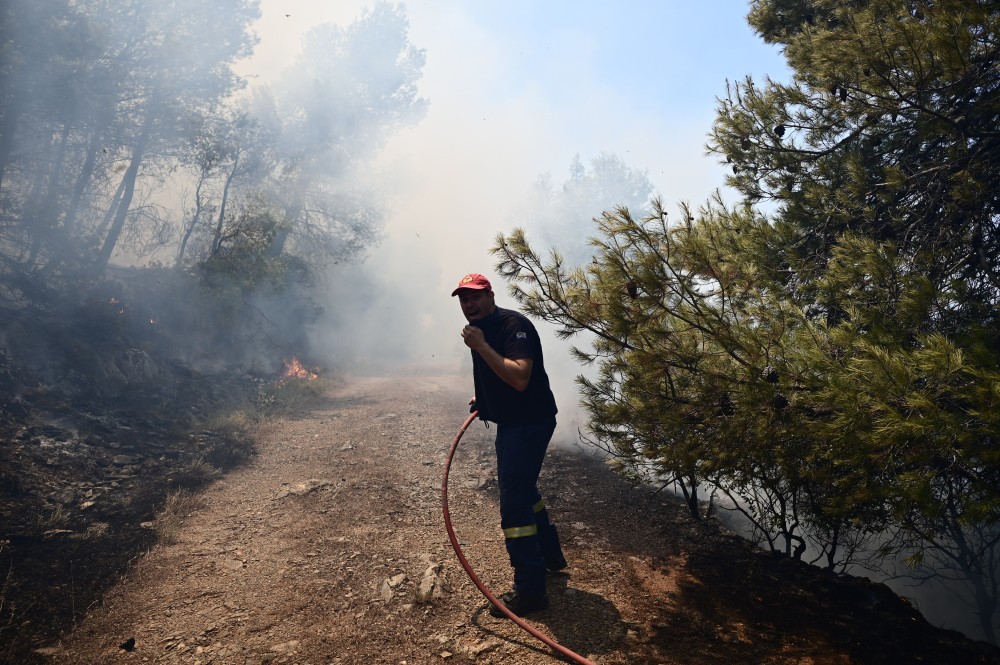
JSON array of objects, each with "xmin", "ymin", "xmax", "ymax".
[{"xmin": 47, "ymin": 373, "xmax": 1000, "ymax": 665}]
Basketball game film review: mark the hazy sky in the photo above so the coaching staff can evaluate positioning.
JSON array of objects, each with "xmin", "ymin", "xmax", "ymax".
[{"xmin": 236, "ymin": 0, "xmax": 789, "ymax": 428}]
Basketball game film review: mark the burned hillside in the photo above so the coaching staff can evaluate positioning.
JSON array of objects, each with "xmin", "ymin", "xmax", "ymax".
[{"xmin": 0, "ymin": 267, "xmax": 311, "ymax": 661}]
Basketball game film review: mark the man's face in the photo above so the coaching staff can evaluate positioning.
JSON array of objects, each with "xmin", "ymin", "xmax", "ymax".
[{"xmin": 457, "ymin": 289, "xmax": 496, "ymax": 323}]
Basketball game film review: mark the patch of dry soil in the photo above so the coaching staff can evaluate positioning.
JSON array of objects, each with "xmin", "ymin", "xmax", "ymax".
[{"xmin": 40, "ymin": 374, "xmax": 1000, "ymax": 664}]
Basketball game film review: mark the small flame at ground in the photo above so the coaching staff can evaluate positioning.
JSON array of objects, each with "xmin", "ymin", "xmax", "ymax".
[
  {"xmin": 279, "ymin": 357, "xmax": 318, "ymax": 383},
  {"xmin": 106, "ymin": 296, "xmax": 126, "ymax": 314}
]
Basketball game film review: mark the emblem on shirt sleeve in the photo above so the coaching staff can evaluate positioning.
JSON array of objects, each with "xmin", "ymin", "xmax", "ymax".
[{"xmin": 515, "ymin": 332, "xmax": 527, "ymax": 339}]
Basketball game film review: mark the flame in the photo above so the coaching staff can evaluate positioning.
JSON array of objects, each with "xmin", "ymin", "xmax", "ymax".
[{"xmin": 279, "ymin": 357, "xmax": 318, "ymax": 383}]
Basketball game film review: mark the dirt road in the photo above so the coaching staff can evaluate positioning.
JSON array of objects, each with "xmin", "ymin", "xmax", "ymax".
[{"xmin": 43, "ymin": 374, "xmax": 1000, "ymax": 664}]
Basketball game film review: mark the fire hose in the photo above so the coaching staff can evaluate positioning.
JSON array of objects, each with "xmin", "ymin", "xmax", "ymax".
[{"xmin": 442, "ymin": 411, "xmax": 596, "ymax": 665}]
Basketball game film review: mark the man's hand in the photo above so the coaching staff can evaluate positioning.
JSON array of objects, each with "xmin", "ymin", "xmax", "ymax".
[
  {"xmin": 461, "ymin": 325, "xmax": 487, "ymax": 352},
  {"xmin": 460, "ymin": 326, "xmax": 533, "ymax": 392}
]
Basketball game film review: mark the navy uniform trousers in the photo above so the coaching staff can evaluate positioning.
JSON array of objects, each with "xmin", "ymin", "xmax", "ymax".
[{"xmin": 494, "ymin": 416, "xmax": 567, "ymax": 597}]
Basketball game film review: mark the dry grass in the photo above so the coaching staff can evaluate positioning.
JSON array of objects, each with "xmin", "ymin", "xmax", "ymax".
[
  {"xmin": 204, "ymin": 423, "xmax": 258, "ymax": 470},
  {"xmin": 154, "ymin": 490, "xmax": 206, "ymax": 545},
  {"xmin": 265, "ymin": 376, "xmax": 330, "ymax": 414},
  {"xmin": 195, "ymin": 397, "xmax": 271, "ymax": 470},
  {"xmin": 32, "ymin": 504, "xmax": 69, "ymax": 532},
  {"xmin": 170, "ymin": 458, "xmax": 221, "ymax": 489}
]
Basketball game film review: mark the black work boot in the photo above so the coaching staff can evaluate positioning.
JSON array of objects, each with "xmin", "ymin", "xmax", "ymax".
[{"xmin": 488, "ymin": 589, "xmax": 550, "ymax": 618}]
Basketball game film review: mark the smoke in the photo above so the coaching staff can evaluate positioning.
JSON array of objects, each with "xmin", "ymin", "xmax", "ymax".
[
  {"xmin": 258, "ymin": 1, "xmax": 789, "ymax": 445},
  {"xmin": 4, "ymin": 0, "xmax": 993, "ymax": 645},
  {"xmin": 303, "ymin": 150, "xmax": 644, "ymax": 446},
  {"xmin": 309, "ymin": 259, "xmax": 593, "ymax": 446}
]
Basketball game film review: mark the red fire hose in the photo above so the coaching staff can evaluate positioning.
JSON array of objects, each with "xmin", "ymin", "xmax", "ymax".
[{"xmin": 442, "ymin": 411, "xmax": 596, "ymax": 665}]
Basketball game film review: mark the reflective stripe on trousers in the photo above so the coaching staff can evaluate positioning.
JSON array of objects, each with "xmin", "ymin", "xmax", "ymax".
[{"xmin": 495, "ymin": 417, "xmax": 564, "ymax": 596}]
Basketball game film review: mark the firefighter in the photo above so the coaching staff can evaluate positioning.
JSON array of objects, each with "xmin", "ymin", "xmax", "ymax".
[{"xmin": 452, "ymin": 273, "xmax": 567, "ymax": 618}]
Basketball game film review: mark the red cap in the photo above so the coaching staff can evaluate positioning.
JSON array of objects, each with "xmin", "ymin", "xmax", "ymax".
[{"xmin": 451, "ymin": 273, "xmax": 492, "ymax": 296}]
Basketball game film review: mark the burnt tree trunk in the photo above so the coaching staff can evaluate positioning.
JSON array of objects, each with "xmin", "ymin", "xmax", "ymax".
[
  {"xmin": 94, "ymin": 108, "xmax": 154, "ymax": 273},
  {"xmin": 265, "ymin": 194, "xmax": 303, "ymax": 259},
  {"xmin": 210, "ymin": 152, "xmax": 240, "ymax": 256},
  {"xmin": 177, "ymin": 171, "xmax": 210, "ymax": 266},
  {"xmin": 62, "ymin": 127, "xmax": 103, "ymax": 234}
]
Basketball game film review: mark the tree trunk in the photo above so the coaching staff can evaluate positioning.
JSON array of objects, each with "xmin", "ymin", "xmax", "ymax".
[
  {"xmin": 210, "ymin": 152, "xmax": 240, "ymax": 255},
  {"xmin": 266, "ymin": 195, "xmax": 303, "ymax": 258},
  {"xmin": 24, "ymin": 122, "xmax": 74, "ymax": 270},
  {"xmin": 974, "ymin": 577, "xmax": 997, "ymax": 645},
  {"xmin": 63, "ymin": 128, "xmax": 102, "ymax": 233},
  {"xmin": 94, "ymin": 110, "xmax": 153, "ymax": 273},
  {"xmin": 177, "ymin": 171, "xmax": 210, "ymax": 266}
]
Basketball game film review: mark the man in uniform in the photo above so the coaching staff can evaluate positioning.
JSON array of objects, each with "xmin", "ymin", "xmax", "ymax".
[{"xmin": 452, "ymin": 273, "xmax": 567, "ymax": 618}]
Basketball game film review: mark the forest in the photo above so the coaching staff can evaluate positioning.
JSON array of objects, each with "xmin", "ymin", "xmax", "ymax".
[
  {"xmin": 1, "ymin": 0, "xmax": 998, "ymax": 656},
  {"xmin": 0, "ymin": 0, "xmax": 426, "ymax": 370}
]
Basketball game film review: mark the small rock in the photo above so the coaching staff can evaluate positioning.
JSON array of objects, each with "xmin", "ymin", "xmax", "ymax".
[
  {"xmin": 416, "ymin": 563, "xmax": 443, "ymax": 602},
  {"xmin": 466, "ymin": 640, "xmax": 498, "ymax": 656},
  {"xmin": 462, "ymin": 476, "xmax": 488, "ymax": 490},
  {"xmin": 33, "ymin": 646, "xmax": 65, "ymax": 656}
]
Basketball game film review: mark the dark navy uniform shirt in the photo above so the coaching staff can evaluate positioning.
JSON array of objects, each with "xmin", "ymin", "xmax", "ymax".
[{"xmin": 470, "ymin": 307, "xmax": 558, "ymax": 424}]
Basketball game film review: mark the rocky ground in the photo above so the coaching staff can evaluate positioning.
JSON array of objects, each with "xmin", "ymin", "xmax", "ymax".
[{"xmin": 4, "ymin": 371, "xmax": 999, "ymax": 664}]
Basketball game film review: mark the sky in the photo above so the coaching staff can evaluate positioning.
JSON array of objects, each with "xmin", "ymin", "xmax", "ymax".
[{"xmin": 235, "ymin": 0, "xmax": 790, "ymax": 435}]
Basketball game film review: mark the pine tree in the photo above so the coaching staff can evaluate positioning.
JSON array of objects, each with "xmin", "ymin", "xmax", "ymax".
[{"xmin": 493, "ymin": 0, "xmax": 1000, "ymax": 643}]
